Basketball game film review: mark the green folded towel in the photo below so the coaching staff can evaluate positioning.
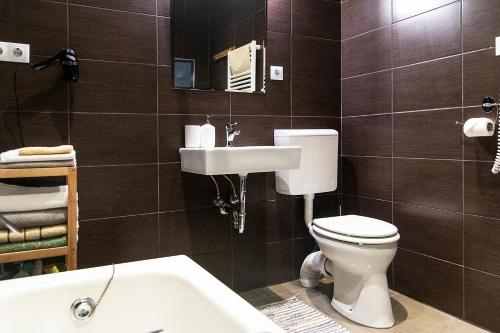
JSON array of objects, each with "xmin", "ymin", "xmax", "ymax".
[{"xmin": 0, "ymin": 235, "xmax": 67, "ymax": 254}]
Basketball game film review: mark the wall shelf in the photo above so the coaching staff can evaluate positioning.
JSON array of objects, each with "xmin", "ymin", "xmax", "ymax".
[{"xmin": 0, "ymin": 167, "xmax": 78, "ymax": 270}]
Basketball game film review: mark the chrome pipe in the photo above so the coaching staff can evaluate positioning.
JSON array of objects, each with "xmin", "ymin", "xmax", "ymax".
[
  {"xmin": 223, "ymin": 175, "xmax": 239, "ymax": 204},
  {"xmin": 209, "ymin": 175, "xmax": 221, "ymax": 198},
  {"xmin": 237, "ymin": 175, "xmax": 247, "ymax": 234}
]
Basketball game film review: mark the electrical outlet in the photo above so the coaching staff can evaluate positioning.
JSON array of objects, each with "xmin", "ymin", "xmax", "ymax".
[
  {"xmin": 0, "ymin": 42, "xmax": 30, "ymax": 64},
  {"xmin": 270, "ymin": 66, "xmax": 284, "ymax": 80}
]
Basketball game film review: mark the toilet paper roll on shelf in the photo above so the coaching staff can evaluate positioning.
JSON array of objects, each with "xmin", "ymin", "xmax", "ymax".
[{"xmin": 463, "ymin": 118, "xmax": 495, "ymax": 137}]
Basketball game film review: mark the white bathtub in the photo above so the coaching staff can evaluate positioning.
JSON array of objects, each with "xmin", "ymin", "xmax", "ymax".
[{"xmin": 0, "ymin": 256, "xmax": 285, "ymax": 333}]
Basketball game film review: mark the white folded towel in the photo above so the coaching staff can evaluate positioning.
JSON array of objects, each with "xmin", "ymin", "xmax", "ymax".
[
  {"xmin": 0, "ymin": 149, "xmax": 76, "ymax": 164},
  {"xmin": 0, "ymin": 183, "xmax": 68, "ymax": 213},
  {"xmin": 228, "ymin": 43, "xmax": 251, "ymax": 75}
]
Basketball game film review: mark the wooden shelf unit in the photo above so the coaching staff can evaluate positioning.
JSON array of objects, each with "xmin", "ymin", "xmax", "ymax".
[{"xmin": 0, "ymin": 167, "xmax": 78, "ymax": 270}]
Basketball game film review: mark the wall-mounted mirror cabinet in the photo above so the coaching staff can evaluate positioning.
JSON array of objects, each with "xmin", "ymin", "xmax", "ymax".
[{"xmin": 171, "ymin": 0, "xmax": 266, "ymax": 94}]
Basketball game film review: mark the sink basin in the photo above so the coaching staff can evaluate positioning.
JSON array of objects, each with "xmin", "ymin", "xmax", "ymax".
[{"xmin": 179, "ymin": 146, "xmax": 301, "ymax": 175}]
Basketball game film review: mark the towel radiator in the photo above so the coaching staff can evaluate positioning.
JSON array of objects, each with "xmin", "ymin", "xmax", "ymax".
[{"xmin": 226, "ymin": 40, "xmax": 266, "ymax": 94}]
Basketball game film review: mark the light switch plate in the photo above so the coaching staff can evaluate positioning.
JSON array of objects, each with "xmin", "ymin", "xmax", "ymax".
[
  {"xmin": 496, "ymin": 36, "xmax": 500, "ymax": 56},
  {"xmin": 0, "ymin": 41, "xmax": 30, "ymax": 64},
  {"xmin": 270, "ymin": 66, "xmax": 284, "ymax": 80}
]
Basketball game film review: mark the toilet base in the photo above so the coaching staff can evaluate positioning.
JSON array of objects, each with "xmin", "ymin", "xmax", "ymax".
[{"xmin": 330, "ymin": 272, "xmax": 395, "ymax": 329}]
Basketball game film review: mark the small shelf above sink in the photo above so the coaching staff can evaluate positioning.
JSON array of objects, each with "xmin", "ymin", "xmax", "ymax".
[{"xmin": 179, "ymin": 146, "xmax": 301, "ymax": 176}]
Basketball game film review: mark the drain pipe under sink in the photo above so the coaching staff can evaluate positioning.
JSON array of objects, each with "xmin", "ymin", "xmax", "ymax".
[
  {"xmin": 299, "ymin": 194, "xmax": 333, "ymax": 288},
  {"xmin": 236, "ymin": 174, "xmax": 247, "ymax": 234}
]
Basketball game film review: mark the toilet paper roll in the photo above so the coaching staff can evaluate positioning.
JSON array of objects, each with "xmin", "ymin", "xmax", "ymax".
[
  {"xmin": 185, "ymin": 125, "xmax": 201, "ymax": 148},
  {"xmin": 463, "ymin": 118, "xmax": 495, "ymax": 138}
]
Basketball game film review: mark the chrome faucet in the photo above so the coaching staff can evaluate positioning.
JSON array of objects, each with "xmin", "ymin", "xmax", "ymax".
[{"xmin": 225, "ymin": 122, "xmax": 240, "ymax": 147}]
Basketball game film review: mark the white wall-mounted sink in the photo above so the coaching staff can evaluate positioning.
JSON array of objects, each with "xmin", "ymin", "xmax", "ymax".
[{"xmin": 179, "ymin": 146, "xmax": 301, "ymax": 175}]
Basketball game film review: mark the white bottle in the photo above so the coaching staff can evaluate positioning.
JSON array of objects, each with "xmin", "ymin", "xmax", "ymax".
[{"xmin": 200, "ymin": 115, "xmax": 215, "ymax": 148}]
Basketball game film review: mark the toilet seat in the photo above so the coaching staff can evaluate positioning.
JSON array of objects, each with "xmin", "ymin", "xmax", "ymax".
[{"xmin": 312, "ymin": 215, "xmax": 400, "ymax": 245}]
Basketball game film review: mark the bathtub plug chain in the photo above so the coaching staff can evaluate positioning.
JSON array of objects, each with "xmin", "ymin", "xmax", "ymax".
[{"xmin": 95, "ymin": 263, "xmax": 115, "ymax": 309}]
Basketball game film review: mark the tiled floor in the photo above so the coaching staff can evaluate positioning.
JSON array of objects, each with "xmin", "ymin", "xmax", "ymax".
[{"xmin": 240, "ymin": 279, "xmax": 487, "ymax": 333}]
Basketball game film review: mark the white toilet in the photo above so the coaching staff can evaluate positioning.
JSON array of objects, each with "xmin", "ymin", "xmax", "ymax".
[{"xmin": 274, "ymin": 129, "xmax": 400, "ymax": 328}]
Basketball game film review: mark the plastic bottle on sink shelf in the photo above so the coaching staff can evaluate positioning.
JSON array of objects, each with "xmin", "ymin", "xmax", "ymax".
[{"xmin": 200, "ymin": 115, "xmax": 216, "ymax": 148}]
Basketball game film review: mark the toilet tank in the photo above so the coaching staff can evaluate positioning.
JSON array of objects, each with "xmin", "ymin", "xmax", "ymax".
[{"xmin": 274, "ymin": 129, "xmax": 338, "ymax": 195}]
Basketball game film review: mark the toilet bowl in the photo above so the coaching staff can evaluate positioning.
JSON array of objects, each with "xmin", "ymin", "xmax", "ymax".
[
  {"xmin": 273, "ymin": 129, "xmax": 400, "ymax": 328},
  {"xmin": 310, "ymin": 215, "xmax": 399, "ymax": 328}
]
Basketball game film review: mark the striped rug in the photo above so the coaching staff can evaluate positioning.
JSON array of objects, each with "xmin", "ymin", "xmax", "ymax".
[{"xmin": 259, "ymin": 297, "xmax": 351, "ymax": 333}]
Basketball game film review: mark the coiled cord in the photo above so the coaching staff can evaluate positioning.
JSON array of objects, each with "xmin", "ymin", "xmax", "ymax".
[
  {"xmin": 492, "ymin": 111, "xmax": 500, "ymax": 174},
  {"xmin": 13, "ymin": 65, "xmax": 31, "ymax": 147}
]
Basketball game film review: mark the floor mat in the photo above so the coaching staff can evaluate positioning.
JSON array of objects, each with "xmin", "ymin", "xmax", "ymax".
[{"xmin": 259, "ymin": 297, "xmax": 351, "ymax": 333}]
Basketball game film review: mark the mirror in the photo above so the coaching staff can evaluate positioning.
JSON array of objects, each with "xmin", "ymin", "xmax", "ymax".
[{"xmin": 171, "ymin": 0, "xmax": 266, "ymax": 93}]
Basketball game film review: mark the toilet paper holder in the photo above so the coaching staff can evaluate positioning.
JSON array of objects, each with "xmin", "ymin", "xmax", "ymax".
[
  {"xmin": 456, "ymin": 120, "xmax": 495, "ymax": 131},
  {"xmin": 458, "ymin": 97, "xmax": 498, "ymax": 135},
  {"xmin": 482, "ymin": 96, "xmax": 499, "ymax": 129},
  {"xmin": 456, "ymin": 98, "xmax": 499, "ymax": 129}
]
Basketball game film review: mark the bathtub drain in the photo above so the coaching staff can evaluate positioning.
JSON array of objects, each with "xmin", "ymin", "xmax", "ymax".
[{"xmin": 70, "ymin": 263, "xmax": 115, "ymax": 322}]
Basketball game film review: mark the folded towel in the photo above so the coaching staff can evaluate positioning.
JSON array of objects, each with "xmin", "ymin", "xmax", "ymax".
[
  {"xmin": 228, "ymin": 43, "xmax": 251, "ymax": 75},
  {"xmin": 0, "ymin": 224, "xmax": 67, "ymax": 244},
  {"xmin": 0, "ymin": 182, "xmax": 67, "ymax": 195},
  {"xmin": 0, "ymin": 235, "xmax": 67, "ymax": 254},
  {"xmin": 0, "ymin": 208, "xmax": 69, "ymax": 231},
  {"xmin": 0, "ymin": 160, "xmax": 76, "ymax": 169},
  {"xmin": 19, "ymin": 145, "xmax": 74, "ymax": 156},
  {"xmin": 5, "ymin": 228, "xmax": 40, "ymax": 242},
  {"xmin": 0, "ymin": 149, "xmax": 76, "ymax": 164},
  {"xmin": 0, "ymin": 183, "xmax": 68, "ymax": 213},
  {"xmin": 42, "ymin": 224, "xmax": 68, "ymax": 238}
]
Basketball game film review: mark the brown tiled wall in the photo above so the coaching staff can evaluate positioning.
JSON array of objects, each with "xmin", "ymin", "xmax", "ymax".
[
  {"xmin": 341, "ymin": 0, "xmax": 500, "ymax": 330},
  {"xmin": 0, "ymin": 0, "xmax": 341, "ymax": 291}
]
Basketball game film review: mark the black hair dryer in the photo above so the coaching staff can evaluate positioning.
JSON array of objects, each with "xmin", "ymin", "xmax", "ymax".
[{"xmin": 31, "ymin": 48, "xmax": 79, "ymax": 82}]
